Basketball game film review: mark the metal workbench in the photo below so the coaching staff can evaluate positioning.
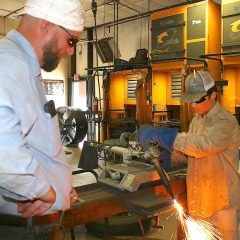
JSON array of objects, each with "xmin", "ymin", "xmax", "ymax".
[{"xmin": 0, "ymin": 167, "xmax": 187, "ymax": 239}]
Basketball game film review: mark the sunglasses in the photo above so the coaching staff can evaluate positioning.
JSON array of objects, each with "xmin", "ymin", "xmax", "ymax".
[
  {"xmin": 58, "ymin": 25, "xmax": 78, "ymax": 47},
  {"xmin": 194, "ymin": 94, "xmax": 209, "ymax": 104}
]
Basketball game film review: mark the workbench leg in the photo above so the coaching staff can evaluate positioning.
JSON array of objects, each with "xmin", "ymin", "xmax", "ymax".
[
  {"xmin": 103, "ymin": 217, "xmax": 112, "ymax": 237},
  {"xmin": 137, "ymin": 215, "xmax": 145, "ymax": 236},
  {"xmin": 154, "ymin": 214, "xmax": 161, "ymax": 227},
  {"xmin": 70, "ymin": 228, "xmax": 76, "ymax": 240}
]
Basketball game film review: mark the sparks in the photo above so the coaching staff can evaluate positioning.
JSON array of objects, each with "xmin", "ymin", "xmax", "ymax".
[{"xmin": 174, "ymin": 199, "xmax": 222, "ymax": 240}]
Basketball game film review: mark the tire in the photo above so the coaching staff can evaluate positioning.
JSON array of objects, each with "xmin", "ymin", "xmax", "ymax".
[
  {"xmin": 65, "ymin": 110, "xmax": 88, "ymax": 145},
  {"xmin": 85, "ymin": 212, "xmax": 152, "ymax": 237},
  {"xmin": 57, "ymin": 108, "xmax": 88, "ymax": 146}
]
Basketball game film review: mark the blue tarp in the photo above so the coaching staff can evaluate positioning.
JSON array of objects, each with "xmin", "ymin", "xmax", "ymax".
[{"xmin": 135, "ymin": 126, "xmax": 178, "ymax": 170}]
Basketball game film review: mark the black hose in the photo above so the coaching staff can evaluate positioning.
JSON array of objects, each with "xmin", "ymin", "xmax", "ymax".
[{"xmin": 151, "ymin": 158, "xmax": 175, "ymax": 200}]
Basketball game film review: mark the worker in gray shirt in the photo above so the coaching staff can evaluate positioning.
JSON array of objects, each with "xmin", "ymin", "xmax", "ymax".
[{"xmin": 172, "ymin": 70, "xmax": 240, "ymax": 239}]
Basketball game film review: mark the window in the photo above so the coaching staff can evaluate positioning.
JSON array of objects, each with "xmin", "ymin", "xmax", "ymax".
[
  {"xmin": 171, "ymin": 75, "xmax": 182, "ymax": 99},
  {"xmin": 72, "ymin": 81, "xmax": 87, "ymax": 111},
  {"xmin": 42, "ymin": 79, "xmax": 65, "ymax": 108},
  {"xmin": 43, "ymin": 79, "xmax": 64, "ymax": 95},
  {"xmin": 127, "ymin": 77, "xmax": 138, "ymax": 100}
]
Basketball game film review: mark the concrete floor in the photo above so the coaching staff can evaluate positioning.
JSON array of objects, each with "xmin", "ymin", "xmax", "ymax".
[{"xmin": 64, "ymin": 146, "xmax": 178, "ymax": 240}]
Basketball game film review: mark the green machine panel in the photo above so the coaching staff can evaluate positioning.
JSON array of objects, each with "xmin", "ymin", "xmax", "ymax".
[
  {"xmin": 222, "ymin": 1, "xmax": 240, "ymax": 16},
  {"xmin": 222, "ymin": 15, "xmax": 240, "ymax": 47},
  {"xmin": 151, "ymin": 14, "xmax": 184, "ymax": 61},
  {"xmin": 222, "ymin": 2, "xmax": 240, "ymax": 50},
  {"xmin": 187, "ymin": 3, "xmax": 206, "ymax": 40},
  {"xmin": 187, "ymin": 41, "xmax": 205, "ymax": 65}
]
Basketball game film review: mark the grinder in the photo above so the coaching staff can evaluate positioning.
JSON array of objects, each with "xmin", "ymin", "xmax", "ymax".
[{"xmin": 147, "ymin": 144, "xmax": 175, "ymax": 200}]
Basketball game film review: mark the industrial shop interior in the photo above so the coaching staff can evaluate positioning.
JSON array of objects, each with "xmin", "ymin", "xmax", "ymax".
[{"xmin": 0, "ymin": 0, "xmax": 240, "ymax": 239}]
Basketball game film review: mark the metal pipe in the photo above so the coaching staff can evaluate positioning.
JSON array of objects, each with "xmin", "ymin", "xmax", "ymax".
[
  {"xmin": 118, "ymin": 2, "xmax": 141, "ymax": 14},
  {"xmin": 103, "ymin": 0, "xmax": 204, "ymax": 29},
  {"xmin": 151, "ymin": 57, "xmax": 208, "ymax": 68},
  {"xmin": 199, "ymin": 55, "xmax": 224, "ymax": 74},
  {"xmin": 200, "ymin": 51, "xmax": 240, "ymax": 57},
  {"xmin": 200, "ymin": 51, "xmax": 240, "ymax": 79}
]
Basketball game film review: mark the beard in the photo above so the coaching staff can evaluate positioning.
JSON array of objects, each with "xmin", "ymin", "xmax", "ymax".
[{"xmin": 41, "ymin": 39, "xmax": 60, "ymax": 72}]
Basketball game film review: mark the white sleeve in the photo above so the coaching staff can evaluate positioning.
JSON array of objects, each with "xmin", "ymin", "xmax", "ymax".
[{"xmin": 0, "ymin": 85, "xmax": 50, "ymax": 201}]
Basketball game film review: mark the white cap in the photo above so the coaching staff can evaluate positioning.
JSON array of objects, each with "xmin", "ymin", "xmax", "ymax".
[{"xmin": 19, "ymin": 0, "xmax": 85, "ymax": 32}]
